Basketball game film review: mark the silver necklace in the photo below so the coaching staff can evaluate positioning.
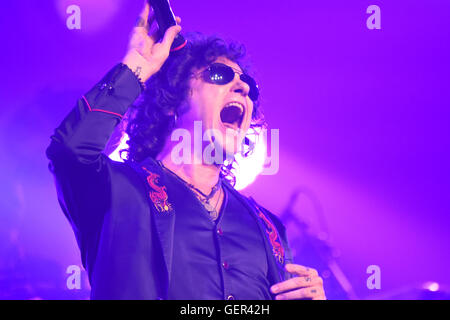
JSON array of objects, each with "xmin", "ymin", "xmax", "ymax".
[{"xmin": 158, "ymin": 161, "xmax": 222, "ymax": 220}]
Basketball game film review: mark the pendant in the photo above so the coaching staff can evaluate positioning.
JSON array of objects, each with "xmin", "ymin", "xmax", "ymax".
[
  {"xmin": 203, "ymin": 201, "xmax": 218, "ymax": 221},
  {"xmin": 203, "ymin": 201, "xmax": 215, "ymax": 212}
]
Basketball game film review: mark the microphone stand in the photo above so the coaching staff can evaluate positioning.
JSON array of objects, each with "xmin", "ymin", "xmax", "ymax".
[{"xmin": 279, "ymin": 188, "xmax": 358, "ymax": 300}]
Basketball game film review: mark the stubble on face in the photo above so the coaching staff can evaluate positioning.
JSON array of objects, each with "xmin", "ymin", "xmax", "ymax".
[{"xmin": 183, "ymin": 57, "xmax": 254, "ymax": 161}]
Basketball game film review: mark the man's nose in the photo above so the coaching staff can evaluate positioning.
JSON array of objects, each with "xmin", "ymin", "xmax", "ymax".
[{"xmin": 231, "ymin": 74, "xmax": 250, "ymax": 97}]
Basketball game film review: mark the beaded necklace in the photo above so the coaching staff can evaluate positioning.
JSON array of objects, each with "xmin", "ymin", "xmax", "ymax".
[{"xmin": 158, "ymin": 161, "xmax": 222, "ymax": 221}]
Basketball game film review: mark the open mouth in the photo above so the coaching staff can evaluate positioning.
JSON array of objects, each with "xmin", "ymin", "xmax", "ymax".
[{"xmin": 220, "ymin": 102, "xmax": 245, "ymax": 131}]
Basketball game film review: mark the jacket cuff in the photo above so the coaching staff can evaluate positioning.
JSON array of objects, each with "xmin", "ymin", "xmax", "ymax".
[{"xmin": 83, "ymin": 63, "xmax": 143, "ymax": 119}]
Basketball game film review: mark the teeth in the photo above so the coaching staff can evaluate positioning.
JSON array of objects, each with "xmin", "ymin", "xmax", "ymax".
[{"xmin": 224, "ymin": 102, "xmax": 244, "ymax": 114}]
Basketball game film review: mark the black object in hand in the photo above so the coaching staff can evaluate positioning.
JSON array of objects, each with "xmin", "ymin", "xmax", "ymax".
[{"xmin": 147, "ymin": 0, "xmax": 187, "ymax": 52}]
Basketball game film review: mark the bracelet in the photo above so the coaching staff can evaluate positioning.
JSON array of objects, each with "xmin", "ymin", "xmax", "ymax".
[
  {"xmin": 121, "ymin": 63, "xmax": 146, "ymax": 91},
  {"xmin": 133, "ymin": 66, "xmax": 146, "ymax": 91}
]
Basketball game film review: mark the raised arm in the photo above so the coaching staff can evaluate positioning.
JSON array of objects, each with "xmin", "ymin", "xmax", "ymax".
[
  {"xmin": 47, "ymin": 3, "xmax": 181, "ymax": 166},
  {"xmin": 46, "ymin": 3, "xmax": 181, "ymax": 234}
]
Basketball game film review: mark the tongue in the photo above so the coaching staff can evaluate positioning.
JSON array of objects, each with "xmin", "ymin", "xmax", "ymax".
[{"xmin": 220, "ymin": 105, "xmax": 242, "ymax": 125}]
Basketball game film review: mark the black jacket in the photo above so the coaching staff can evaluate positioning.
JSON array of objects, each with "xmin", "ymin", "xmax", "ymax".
[{"xmin": 46, "ymin": 63, "xmax": 293, "ymax": 299}]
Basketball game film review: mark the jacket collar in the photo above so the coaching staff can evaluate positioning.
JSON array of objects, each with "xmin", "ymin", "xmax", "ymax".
[
  {"xmin": 132, "ymin": 158, "xmax": 287, "ymax": 292},
  {"xmin": 130, "ymin": 158, "xmax": 176, "ymax": 290}
]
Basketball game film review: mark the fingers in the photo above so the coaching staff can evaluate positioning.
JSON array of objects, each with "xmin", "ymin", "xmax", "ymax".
[
  {"xmin": 135, "ymin": 3, "xmax": 150, "ymax": 29},
  {"xmin": 159, "ymin": 24, "xmax": 182, "ymax": 51},
  {"xmin": 270, "ymin": 264, "xmax": 326, "ymax": 300},
  {"xmin": 271, "ymin": 275, "xmax": 323, "ymax": 295},
  {"xmin": 149, "ymin": 15, "xmax": 181, "ymax": 44},
  {"xmin": 134, "ymin": 3, "xmax": 158, "ymax": 47},
  {"xmin": 140, "ymin": 2, "xmax": 150, "ymax": 22},
  {"xmin": 285, "ymin": 263, "xmax": 319, "ymax": 277},
  {"xmin": 275, "ymin": 285, "xmax": 326, "ymax": 300}
]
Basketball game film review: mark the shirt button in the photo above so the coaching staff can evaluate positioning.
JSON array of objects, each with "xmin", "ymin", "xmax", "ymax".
[
  {"xmin": 226, "ymin": 294, "xmax": 235, "ymax": 300},
  {"xmin": 217, "ymin": 227, "xmax": 223, "ymax": 235},
  {"xmin": 222, "ymin": 261, "xmax": 229, "ymax": 270}
]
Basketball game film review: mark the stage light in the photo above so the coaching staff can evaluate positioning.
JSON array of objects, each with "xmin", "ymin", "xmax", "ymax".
[
  {"xmin": 108, "ymin": 133, "xmax": 129, "ymax": 162},
  {"xmin": 233, "ymin": 130, "xmax": 267, "ymax": 190},
  {"xmin": 423, "ymin": 281, "xmax": 440, "ymax": 292}
]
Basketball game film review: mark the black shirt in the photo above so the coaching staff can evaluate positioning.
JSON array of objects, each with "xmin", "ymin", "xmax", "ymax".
[{"xmin": 165, "ymin": 168, "xmax": 271, "ymax": 300}]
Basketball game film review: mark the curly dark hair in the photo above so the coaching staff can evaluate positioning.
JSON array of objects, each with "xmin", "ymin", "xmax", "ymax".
[{"xmin": 123, "ymin": 32, "xmax": 265, "ymax": 185}]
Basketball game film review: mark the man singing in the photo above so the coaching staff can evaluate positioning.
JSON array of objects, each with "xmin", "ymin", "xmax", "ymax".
[{"xmin": 46, "ymin": 3, "xmax": 325, "ymax": 300}]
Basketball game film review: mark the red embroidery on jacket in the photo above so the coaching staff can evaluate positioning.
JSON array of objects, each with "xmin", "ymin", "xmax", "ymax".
[
  {"xmin": 257, "ymin": 210, "xmax": 285, "ymax": 264},
  {"xmin": 142, "ymin": 166, "xmax": 172, "ymax": 213}
]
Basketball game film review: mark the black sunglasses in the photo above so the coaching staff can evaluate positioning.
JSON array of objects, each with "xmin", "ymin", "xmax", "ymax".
[{"xmin": 195, "ymin": 63, "xmax": 259, "ymax": 101}]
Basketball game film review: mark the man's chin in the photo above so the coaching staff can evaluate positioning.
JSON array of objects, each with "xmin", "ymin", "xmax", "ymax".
[
  {"xmin": 202, "ymin": 126, "xmax": 245, "ymax": 165},
  {"xmin": 201, "ymin": 140, "xmax": 237, "ymax": 166}
]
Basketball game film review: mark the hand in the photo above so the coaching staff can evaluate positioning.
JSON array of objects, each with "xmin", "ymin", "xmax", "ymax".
[
  {"xmin": 122, "ymin": 1, "xmax": 182, "ymax": 82},
  {"xmin": 270, "ymin": 264, "xmax": 326, "ymax": 300}
]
